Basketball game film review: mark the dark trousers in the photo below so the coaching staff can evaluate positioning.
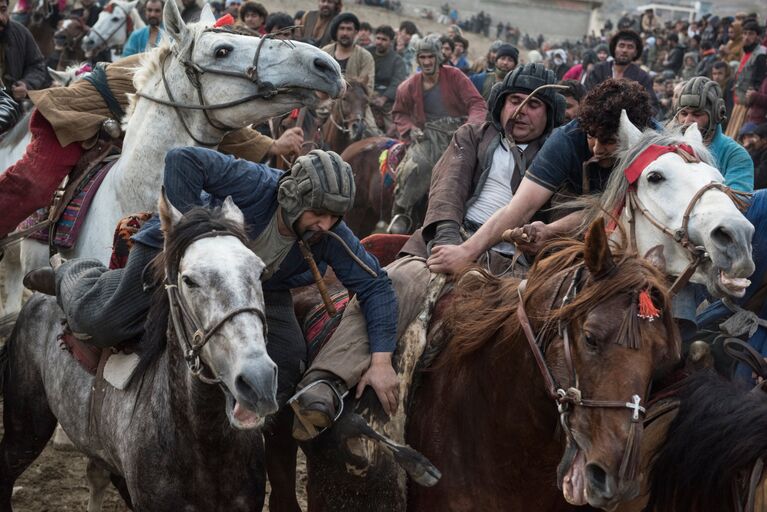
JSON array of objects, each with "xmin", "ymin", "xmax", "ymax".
[{"xmin": 263, "ymin": 290, "xmax": 307, "ymax": 406}]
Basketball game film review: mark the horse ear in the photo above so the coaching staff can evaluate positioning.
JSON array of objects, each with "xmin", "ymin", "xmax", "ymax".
[
  {"xmin": 643, "ymin": 245, "xmax": 667, "ymax": 273},
  {"xmin": 683, "ymin": 123, "xmax": 704, "ymax": 145},
  {"xmin": 221, "ymin": 196, "xmax": 245, "ymax": 226},
  {"xmin": 618, "ymin": 109, "xmax": 642, "ymax": 150},
  {"xmin": 198, "ymin": 3, "xmax": 216, "ymax": 27},
  {"xmin": 163, "ymin": 0, "xmax": 190, "ymax": 48},
  {"xmin": 584, "ymin": 217, "xmax": 616, "ymax": 279},
  {"xmin": 48, "ymin": 67, "xmax": 69, "ymax": 86},
  {"xmin": 158, "ymin": 187, "xmax": 183, "ymax": 233},
  {"xmin": 124, "ymin": 0, "xmax": 139, "ymax": 12}
]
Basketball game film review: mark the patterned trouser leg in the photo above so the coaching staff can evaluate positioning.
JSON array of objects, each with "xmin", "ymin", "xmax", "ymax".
[{"xmin": 0, "ymin": 110, "xmax": 84, "ymax": 238}]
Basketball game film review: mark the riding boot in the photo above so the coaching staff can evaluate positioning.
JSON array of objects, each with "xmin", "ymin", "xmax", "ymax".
[
  {"xmin": 22, "ymin": 267, "xmax": 56, "ymax": 296},
  {"xmin": 289, "ymin": 370, "xmax": 346, "ymax": 441}
]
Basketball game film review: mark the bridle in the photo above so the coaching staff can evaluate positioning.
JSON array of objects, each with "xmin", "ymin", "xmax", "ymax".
[
  {"xmin": 85, "ymin": 2, "xmax": 134, "ymax": 55},
  {"xmin": 621, "ymin": 144, "xmax": 748, "ymax": 295},
  {"xmin": 327, "ymin": 95, "xmax": 365, "ymax": 138},
  {"xmin": 165, "ymin": 230, "xmax": 267, "ymax": 385},
  {"xmin": 516, "ymin": 266, "xmax": 647, "ymax": 484},
  {"xmin": 136, "ymin": 27, "xmax": 302, "ymax": 146}
]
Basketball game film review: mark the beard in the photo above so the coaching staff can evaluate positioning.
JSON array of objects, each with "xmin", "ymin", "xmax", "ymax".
[
  {"xmin": 0, "ymin": 24, "xmax": 7, "ymax": 43},
  {"xmin": 338, "ymin": 36, "xmax": 353, "ymax": 48},
  {"xmin": 614, "ymin": 54, "xmax": 632, "ymax": 65},
  {"xmin": 744, "ymin": 41, "xmax": 759, "ymax": 53},
  {"xmin": 147, "ymin": 17, "xmax": 161, "ymax": 27}
]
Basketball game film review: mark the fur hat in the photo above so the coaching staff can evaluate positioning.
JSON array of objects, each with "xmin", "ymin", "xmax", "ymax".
[{"xmin": 495, "ymin": 43, "xmax": 519, "ymax": 64}]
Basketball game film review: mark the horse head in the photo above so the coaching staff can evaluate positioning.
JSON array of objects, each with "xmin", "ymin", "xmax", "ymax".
[
  {"xmin": 128, "ymin": 1, "xmax": 344, "ymax": 139},
  {"xmin": 54, "ymin": 18, "xmax": 87, "ymax": 53},
  {"xmin": 520, "ymin": 219, "xmax": 680, "ymax": 509},
  {"xmin": 331, "ymin": 78, "xmax": 370, "ymax": 141},
  {"xmin": 28, "ymin": 0, "xmax": 51, "ymax": 27},
  {"xmin": 81, "ymin": 0, "xmax": 143, "ymax": 57},
  {"xmin": 158, "ymin": 191, "xmax": 278, "ymax": 430},
  {"xmin": 610, "ymin": 111, "xmax": 754, "ymax": 298}
]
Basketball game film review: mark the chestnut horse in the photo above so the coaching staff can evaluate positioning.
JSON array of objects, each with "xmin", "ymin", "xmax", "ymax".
[{"xmin": 405, "ymin": 219, "xmax": 681, "ymax": 511}]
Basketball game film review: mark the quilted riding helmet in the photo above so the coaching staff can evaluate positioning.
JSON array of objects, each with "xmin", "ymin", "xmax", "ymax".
[
  {"xmin": 277, "ymin": 150, "xmax": 356, "ymax": 228},
  {"xmin": 414, "ymin": 35, "xmax": 444, "ymax": 65},
  {"xmin": 488, "ymin": 62, "xmax": 565, "ymax": 136},
  {"xmin": 674, "ymin": 76, "xmax": 726, "ymax": 140}
]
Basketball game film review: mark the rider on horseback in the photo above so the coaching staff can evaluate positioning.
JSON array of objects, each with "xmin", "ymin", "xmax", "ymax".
[
  {"xmin": 25, "ymin": 147, "xmax": 397, "ymax": 411},
  {"xmin": 290, "ymin": 64, "xmax": 564, "ymax": 440},
  {"xmin": 671, "ymin": 76, "xmax": 754, "ymax": 192},
  {"xmin": 0, "ymin": 53, "xmax": 304, "ymax": 244},
  {"xmin": 0, "ymin": 0, "xmax": 51, "ymax": 131}
]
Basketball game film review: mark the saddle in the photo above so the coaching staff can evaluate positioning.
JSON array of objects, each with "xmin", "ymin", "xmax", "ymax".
[
  {"xmin": 58, "ymin": 211, "xmax": 150, "ymax": 386},
  {"xmin": 17, "ymin": 137, "xmax": 121, "ymax": 250}
]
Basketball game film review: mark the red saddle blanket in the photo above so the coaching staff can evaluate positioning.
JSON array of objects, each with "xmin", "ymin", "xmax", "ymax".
[{"xmin": 19, "ymin": 159, "xmax": 118, "ymax": 249}]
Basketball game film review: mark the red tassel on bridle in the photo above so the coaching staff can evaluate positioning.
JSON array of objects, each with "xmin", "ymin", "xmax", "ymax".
[{"xmin": 638, "ymin": 288, "xmax": 660, "ymax": 320}]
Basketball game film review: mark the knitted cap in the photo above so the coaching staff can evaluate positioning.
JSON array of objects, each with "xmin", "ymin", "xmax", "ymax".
[{"xmin": 277, "ymin": 150, "xmax": 356, "ymax": 228}]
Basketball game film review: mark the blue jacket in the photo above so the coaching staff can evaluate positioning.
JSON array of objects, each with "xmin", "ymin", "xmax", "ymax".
[
  {"xmin": 134, "ymin": 147, "xmax": 398, "ymax": 352},
  {"xmin": 696, "ymin": 189, "xmax": 766, "ymax": 383},
  {"xmin": 708, "ymin": 124, "xmax": 754, "ymax": 193},
  {"xmin": 122, "ymin": 25, "xmax": 164, "ymax": 57}
]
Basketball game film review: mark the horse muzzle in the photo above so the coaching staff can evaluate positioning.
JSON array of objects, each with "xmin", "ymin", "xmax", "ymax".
[{"xmin": 223, "ymin": 361, "xmax": 278, "ymax": 430}]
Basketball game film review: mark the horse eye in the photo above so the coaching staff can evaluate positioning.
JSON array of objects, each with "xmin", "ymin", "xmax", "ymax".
[
  {"xmin": 182, "ymin": 275, "xmax": 199, "ymax": 288},
  {"xmin": 647, "ymin": 171, "xmax": 665, "ymax": 184},
  {"xmin": 215, "ymin": 46, "xmax": 233, "ymax": 58},
  {"xmin": 111, "ymin": 16, "xmax": 120, "ymax": 22},
  {"xmin": 583, "ymin": 332, "xmax": 598, "ymax": 350}
]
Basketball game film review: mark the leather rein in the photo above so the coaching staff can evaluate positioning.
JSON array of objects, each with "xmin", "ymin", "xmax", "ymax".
[
  {"xmin": 136, "ymin": 27, "xmax": 299, "ymax": 146},
  {"xmin": 516, "ymin": 266, "xmax": 647, "ymax": 483},
  {"xmin": 165, "ymin": 230, "xmax": 267, "ymax": 385}
]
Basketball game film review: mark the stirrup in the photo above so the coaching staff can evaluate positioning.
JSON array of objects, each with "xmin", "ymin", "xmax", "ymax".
[
  {"xmin": 387, "ymin": 213, "xmax": 412, "ymax": 235},
  {"xmin": 289, "ymin": 379, "xmax": 348, "ymax": 438}
]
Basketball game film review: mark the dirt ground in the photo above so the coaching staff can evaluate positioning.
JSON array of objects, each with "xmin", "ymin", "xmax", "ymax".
[{"xmin": 0, "ymin": 403, "xmax": 309, "ymax": 511}]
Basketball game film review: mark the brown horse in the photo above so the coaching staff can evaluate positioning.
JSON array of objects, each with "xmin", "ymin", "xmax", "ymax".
[
  {"xmin": 271, "ymin": 79, "xmax": 372, "ymax": 172},
  {"xmin": 301, "ymin": 220, "xmax": 681, "ymax": 511},
  {"xmin": 404, "ymin": 220, "xmax": 681, "ymax": 511},
  {"xmin": 52, "ymin": 18, "xmax": 88, "ymax": 70},
  {"xmin": 341, "ymin": 135, "xmax": 400, "ymax": 236},
  {"xmin": 25, "ymin": 0, "xmax": 58, "ymax": 60}
]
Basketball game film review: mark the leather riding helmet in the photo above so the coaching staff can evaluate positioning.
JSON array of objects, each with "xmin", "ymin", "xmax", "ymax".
[
  {"xmin": 277, "ymin": 149, "xmax": 356, "ymax": 228},
  {"xmin": 488, "ymin": 62, "xmax": 566, "ymax": 136},
  {"xmin": 675, "ymin": 76, "xmax": 726, "ymax": 140},
  {"xmin": 414, "ymin": 36, "xmax": 444, "ymax": 65}
]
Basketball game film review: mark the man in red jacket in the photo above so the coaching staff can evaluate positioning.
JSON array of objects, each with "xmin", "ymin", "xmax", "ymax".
[{"xmin": 389, "ymin": 37, "xmax": 487, "ymax": 233}]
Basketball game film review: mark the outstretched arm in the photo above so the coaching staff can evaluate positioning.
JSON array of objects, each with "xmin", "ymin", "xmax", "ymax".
[{"xmin": 426, "ymin": 177, "xmax": 554, "ymax": 273}]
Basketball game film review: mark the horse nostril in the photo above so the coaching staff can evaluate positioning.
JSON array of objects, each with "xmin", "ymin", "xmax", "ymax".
[
  {"xmin": 313, "ymin": 57, "xmax": 333, "ymax": 75},
  {"xmin": 585, "ymin": 463, "xmax": 610, "ymax": 496},
  {"xmin": 711, "ymin": 226, "xmax": 734, "ymax": 248}
]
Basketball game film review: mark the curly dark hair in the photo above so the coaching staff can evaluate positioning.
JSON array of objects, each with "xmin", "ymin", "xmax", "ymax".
[{"xmin": 578, "ymin": 79, "xmax": 653, "ymax": 142}]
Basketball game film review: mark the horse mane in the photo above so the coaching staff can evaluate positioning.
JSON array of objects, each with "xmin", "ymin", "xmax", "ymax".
[
  {"xmin": 645, "ymin": 372, "xmax": 767, "ymax": 512},
  {"xmin": 576, "ymin": 125, "xmax": 715, "ymax": 234},
  {"xmin": 136, "ymin": 206, "xmax": 251, "ymax": 374},
  {"xmin": 124, "ymin": 44, "xmax": 172, "ymax": 125},
  {"xmin": 127, "ymin": 2, "xmax": 146, "ymax": 30},
  {"xmin": 439, "ymin": 236, "xmax": 679, "ymax": 374}
]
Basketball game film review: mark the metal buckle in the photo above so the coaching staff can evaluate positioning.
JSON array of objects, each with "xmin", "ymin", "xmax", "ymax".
[{"xmin": 625, "ymin": 394, "xmax": 645, "ymax": 421}]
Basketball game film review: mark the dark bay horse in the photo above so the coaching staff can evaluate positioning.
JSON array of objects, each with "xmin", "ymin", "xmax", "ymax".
[
  {"xmin": 341, "ymin": 135, "xmax": 399, "ymax": 236},
  {"xmin": 0, "ymin": 196, "xmax": 278, "ymax": 511},
  {"xmin": 52, "ymin": 18, "xmax": 89, "ymax": 71},
  {"xmin": 272, "ymin": 79, "xmax": 371, "ymax": 171},
  {"xmin": 24, "ymin": 0, "xmax": 58, "ymax": 60},
  {"xmin": 407, "ymin": 219, "xmax": 680, "ymax": 511}
]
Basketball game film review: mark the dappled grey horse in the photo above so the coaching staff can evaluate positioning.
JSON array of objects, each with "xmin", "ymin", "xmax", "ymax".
[{"xmin": 0, "ymin": 196, "xmax": 277, "ymax": 511}]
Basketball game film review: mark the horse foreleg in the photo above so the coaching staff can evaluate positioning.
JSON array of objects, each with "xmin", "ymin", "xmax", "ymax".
[
  {"xmin": 0, "ymin": 242, "xmax": 24, "ymax": 336},
  {"xmin": 264, "ymin": 408, "xmax": 301, "ymax": 512},
  {"xmin": 86, "ymin": 459, "xmax": 110, "ymax": 512}
]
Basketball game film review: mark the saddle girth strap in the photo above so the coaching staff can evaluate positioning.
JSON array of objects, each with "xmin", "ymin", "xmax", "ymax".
[{"xmin": 84, "ymin": 64, "xmax": 126, "ymax": 121}]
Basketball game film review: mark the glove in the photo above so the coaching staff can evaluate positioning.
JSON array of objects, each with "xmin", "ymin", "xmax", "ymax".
[
  {"xmin": 426, "ymin": 220, "xmax": 462, "ymax": 255},
  {"xmin": 0, "ymin": 90, "xmax": 21, "ymax": 133}
]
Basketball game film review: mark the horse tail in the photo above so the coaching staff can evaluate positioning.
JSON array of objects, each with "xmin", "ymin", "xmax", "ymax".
[{"xmin": 645, "ymin": 372, "xmax": 767, "ymax": 512}]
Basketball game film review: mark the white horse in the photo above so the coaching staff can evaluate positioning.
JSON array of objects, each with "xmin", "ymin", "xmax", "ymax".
[
  {"xmin": 80, "ymin": 0, "xmax": 144, "ymax": 58},
  {"xmin": 608, "ymin": 112, "xmax": 754, "ymax": 298},
  {"xmin": 0, "ymin": 0, "xmax": 344, "ymax": 324}
]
